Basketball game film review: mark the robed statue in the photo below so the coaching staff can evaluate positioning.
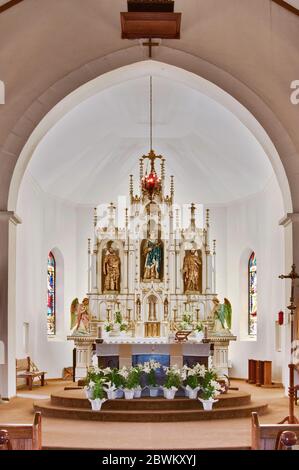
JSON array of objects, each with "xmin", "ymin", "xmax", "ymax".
[
  {"xmin": 70, "ymin": 297, "xmax": 91, "ymax": 336},
  {"xmin": 142, "ymin": 232, "xmax": 163, "ymax": 280},
  {"xmin": 103, "ymin": 244, "xmax": 120, "ymax": 292},
  {"xmin": 211, "ymin": 297, "xmax": 232, "ymax": 332},
  {"xmin": 183, "ymin": 249, "xmax": 202, "ymax": 293}
]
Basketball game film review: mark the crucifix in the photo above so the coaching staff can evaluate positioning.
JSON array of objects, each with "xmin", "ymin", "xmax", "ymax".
[
  {"xmin": 278, "ymin": 264, "xmax": 299, "ymax": 424},
  {"xmin": 142, "ymin": 38, "xmax": 159, "ymax": 58}
]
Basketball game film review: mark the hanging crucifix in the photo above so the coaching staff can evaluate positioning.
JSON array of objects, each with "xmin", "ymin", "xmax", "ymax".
[{"xmin": 278, "ymin": 264, "xmax": 299, "ymax": 424}]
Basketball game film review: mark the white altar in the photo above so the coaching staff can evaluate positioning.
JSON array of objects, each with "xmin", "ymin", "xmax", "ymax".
[{"xmin": 68, "ymin": 150, "xmax": 236, "ymax": 380}]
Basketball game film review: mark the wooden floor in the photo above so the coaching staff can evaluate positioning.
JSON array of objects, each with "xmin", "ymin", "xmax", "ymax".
[{"xmin": 0, "ymin": 380, "xmax": 295, "ymax": 450}]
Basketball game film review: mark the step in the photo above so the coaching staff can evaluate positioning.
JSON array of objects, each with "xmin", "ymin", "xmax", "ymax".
[
  {"xmin": 34, "ymin": 400, "xmax": 268, "ymax": 422},
  {"xmin": 51, "ymin": 390, "xmax": 251, "ymax": 411}
]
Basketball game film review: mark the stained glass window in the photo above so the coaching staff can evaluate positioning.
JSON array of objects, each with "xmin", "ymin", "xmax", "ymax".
[
  {"xmin": 47, "ymin": 251, "xmax": 56, "ymax": 336},
  {"xmin": 248, "ymin": 251, "xmax": 257, "ymax": 337}
]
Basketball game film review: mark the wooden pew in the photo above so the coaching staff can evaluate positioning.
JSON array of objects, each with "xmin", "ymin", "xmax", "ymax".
[
  {"xmin": 251, "ymin": 412, "xmax": 299, "ymax": 450},
  {"xmin": 16, "ymin": 357, "xmax": 46, "ymax": 390},
  {"xmin": 0, "ymin": 412, "xmax": 42, "ymax": 450}
]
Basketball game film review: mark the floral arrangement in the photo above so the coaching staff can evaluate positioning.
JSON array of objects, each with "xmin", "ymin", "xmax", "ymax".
[
  {"xmin": 119, "ymin": 366, "xmax": 141, "ymax": 390},
  {"xmin": 194, "ymin": 321, "xmax": 203, "ymax": 332},
  {"xmin": 200, "ymin": 367, "xmax": 223, "ymax": 400},
  {"xmin": 181, "ymin": 363, "xmax": 205, "ymax": 390},
  {"xmin": 104, "ymin": 311, "xmax": 128, "ymax": 333},
  {"xmin": 163, "ymin": 365, "xmax": 181, "ymax": 389},
  {"xmin": 179, "ymin": 313, "xmax": 193, "ymax": 331},
  {"xmin": 142, "ymin": 359, "xmax": 161, "ymax": 387}
]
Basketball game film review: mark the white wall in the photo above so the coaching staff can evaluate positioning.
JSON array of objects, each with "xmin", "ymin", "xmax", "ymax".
[
  {"xmin": 16, "ymin": 172, "xmax": 286, "ymax": 382},
  {"xmin": 16, "ymin": 173, "xmax": 87, "ymax": 378},
  {"xmin": 225, "ymin": 176, "xmax": 285, "ymax": 380}
]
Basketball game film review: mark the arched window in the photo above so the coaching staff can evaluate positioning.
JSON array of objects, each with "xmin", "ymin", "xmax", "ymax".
[
  {"xmin": 47, "ymin": 251, "xmax": 56, "ymax": 336},
  {"xmin": 248, "ymin": 251, "xmax": 257, "ymax": 337}
]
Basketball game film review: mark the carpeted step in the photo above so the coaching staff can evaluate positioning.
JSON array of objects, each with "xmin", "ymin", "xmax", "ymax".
[{"xmin": 34, "ymin": 399, "xmax": 268, "ymax": 422}]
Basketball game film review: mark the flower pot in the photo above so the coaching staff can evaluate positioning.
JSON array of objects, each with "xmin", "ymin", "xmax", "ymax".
[
  {"xmin": 115, "ymin": 388, "xmax": 124, "ymax": 399},
  {"xmin": 163, "ymin": 387, "xmax": 178, "ymax": 400},
  {"xmin": 186, "ymin": 386, "xmax": 200, "ymax": 399},
  {"xmin": 198, "ymin": 398, "xmax": 218, "ymax": 411},
  {"xmin": 134, "ymin": 387, "xmax": 143, "ymax": 398},
  {"xmin": 105, "ymin": 388, "xmax": 117, "ymax": 400},
  {"xmin": 89, "ymin": 398, "xmax": 106, "ymax": 411},
  {"xmin": 124, "ymin": 389, "xmax": 135, "ymax": 400},
  {"xmin": 195, "ymin": 331, "xmax": 204, "ymax": 342},
  {"xmin": 84, "ymin": 387, "xmax": 94, "ymax": 400},
  {"xmin": 149, "ymin": 386, "xmax": 160, "ymax": 397}
]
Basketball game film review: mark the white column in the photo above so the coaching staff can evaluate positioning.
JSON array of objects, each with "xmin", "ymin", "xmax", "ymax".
[{"xmin": 0, "ymin": 211, "xmax": 21, "ymax": 398}]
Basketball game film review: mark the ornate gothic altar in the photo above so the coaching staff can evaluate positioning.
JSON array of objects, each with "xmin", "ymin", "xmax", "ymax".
[{"xmin": 68, "ymin": 151, "xmax": 236, "ymax": 380}]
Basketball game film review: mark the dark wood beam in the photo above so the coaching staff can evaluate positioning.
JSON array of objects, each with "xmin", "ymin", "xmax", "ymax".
[
  {"xmin": 272, "ymin": 0, "xmax": 299, "ymax": 15},
  {"xmin": 0, "ymin": 0, "xmax": 24, "ymax": 14}
]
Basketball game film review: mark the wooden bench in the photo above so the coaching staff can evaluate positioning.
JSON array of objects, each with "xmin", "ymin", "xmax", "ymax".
[
  {"xmin": 16, "ymin": 357, "xmax": 46, "ymax": 390},
  {"xmin": 0, "ymin": 412, "xmax": 42, "ymax": 450},
  {"xmin": 251, "ymin": 412, "xmax": 299, "ymax": 450}
]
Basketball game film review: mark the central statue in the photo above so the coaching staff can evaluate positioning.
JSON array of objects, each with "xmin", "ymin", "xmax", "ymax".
[
  {"xmin": 143, "ymin": 232, "xmax": 163, "ymax": 280},
  {"xmin": 103, "ymin": 244, "xmax": 120, "ymax": 292},
  {"xmin": 183, "ymin": 249, "xmax": 202, "ymax": 293}
]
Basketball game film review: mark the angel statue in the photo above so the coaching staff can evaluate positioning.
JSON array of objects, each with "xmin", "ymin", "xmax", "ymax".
[
  {"xmin": 211, "ymin": 297, "xmax": 232, "ymax": 332},
  {"xmin": 70, "ymin": 297, "xmax": 91, "ymax": 336}
]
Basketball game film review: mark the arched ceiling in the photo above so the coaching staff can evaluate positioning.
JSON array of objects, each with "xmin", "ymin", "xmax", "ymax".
[{"xmin": 27, "ymin": 74, "xmax": 274, "ymax": 206}]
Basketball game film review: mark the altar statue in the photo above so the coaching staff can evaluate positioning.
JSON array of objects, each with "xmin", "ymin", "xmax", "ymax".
[
  {"xmin": 183, "ymin": 249, "xmax": 202, "ymax": 293},
  {"xmin": 103, "ymin": 244, "xmax": 120, "ymax": 292},
  {"xmin": 143, "ymin": 232, "xmax": 162, "ymax": 280},
  {"xmin": 70, "ymin": 297, "xmax": 79, "ymax": 329},
  {"xmin": 211, "ymin": 296, "xmax": 232, "ymax": 332},
  {"xmin": 71, "ymin": 298, "xmax": 91, "ymax": 336}
]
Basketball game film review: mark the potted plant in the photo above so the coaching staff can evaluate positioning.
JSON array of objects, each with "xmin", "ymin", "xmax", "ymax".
[
  {"xmin": 198, "ymin": 368, "xmax": 223, "ymax": 410},
  {"xmin": 106, "ymin": 368, "xmax": 126, "ymax": 398},
  {"xmin": 143, "ymin": 360, "xmax": 161, "ymax": 397},
  {"xmin": 194, "ymin": 322, "xmax": 204, "ymax": 342},
  {"xmin": 84, "ymin": 366, "xmax": 104, "ymax": 398},
  {"xmin": 163, "ymin": 365, "xmax": 181, "ymax": 399},
  {"xmin": 183, "ymin": 363, "xmax": 205, "ymax": 399},
  {"xmin": 120, "ymin": 366, "xmax": 139, "ymax": 399},
  {"xmin": 132, "ymin": 365, "xmax": 144, "ymax": 398},
  {"xmin": 88, "ymin": 378, "xmax": 107, "ymax": 411},
  {"xmin": 179, "ymin": 313, "xmax": 193, "ymax": 331},
  {"xmin": 104, "ymin": 321, "xmax": 113, "ymax": 337}
]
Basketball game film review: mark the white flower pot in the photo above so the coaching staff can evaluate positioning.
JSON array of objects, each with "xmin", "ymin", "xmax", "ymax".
[
  {"xmin": 105, "ymin": 388, "xmax": 117, "ymax": 400},
  {"xmin": 134, "ymin": 387, "xmax": 143, "ymax": 398},
  {"xmin": 163, "ymin": 387, "xmax": 178, "ymax": 400},
  {"xmin": 124, "ymin": 389, "xmax": 135, "ymax": 400},
  {"xmin": 115, "ymin": 388, "xmax": 124, "ymax": 399},
  {"xmin": 149, "ymin": 386, "xmax": 160, "ymax": 397},
  {"xmin": 186, "ymin": 386, "xmax": 200, "ymax": 399},
  {"xmin": 84, "ymin": 388, "xmax": 94, "ymax": 400},
  {"xmin": 198, "ymin": 398, "xmax": 218, "ymax": 411},
  {"xmin": 89, "ymin": 398, "xmax": 106, "ymax": 411},
  {"xmin": 195, "ymin": 331, "xmax": 204, "ymax": 342}
]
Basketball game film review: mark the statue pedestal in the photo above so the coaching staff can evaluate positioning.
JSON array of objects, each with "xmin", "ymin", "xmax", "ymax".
[
  {"xmin": 207, "ymin": 331, "xmax": 237, "ymax": 376},
  {"xmin": 67, "ymin": 335, "xmax": 97, "ymax": 381}
]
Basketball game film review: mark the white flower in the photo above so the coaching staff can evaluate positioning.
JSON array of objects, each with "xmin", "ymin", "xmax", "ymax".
[
  {"xmin": 88, "ymin": 380, "xmax": 95, "ymax": 388},
  {"xmin": 102, "ymin": 367, "xmax": 112, "ymax": 375}
]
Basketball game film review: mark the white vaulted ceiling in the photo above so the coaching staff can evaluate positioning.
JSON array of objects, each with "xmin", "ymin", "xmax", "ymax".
[{"xmin": 27, "ymin": 74, "xmax": 274, "ymax": 206}]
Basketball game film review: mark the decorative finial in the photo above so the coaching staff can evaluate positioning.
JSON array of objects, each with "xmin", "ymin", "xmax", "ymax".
[
  {"xmin": 88, "ymin": 238, "xmax": 91, "ymax": 254},
  {"xmin": 213, "ymin": 239, "xmax": 216, "ymax": 255},
  {"xmin": 93, "ymin": 207, "xmax": 98, "ymax": 227},
  {"xmin": 140, "ymin": 159, "xmax": 144, "ymax": 182},
  {"xmin": 206, "ymin": 208, "xmax": 210, "ymax": 226},
  {"xmin": 170, "ymin": 175, "xmax": 174, "ymax": 199},
  {"xmin": 125, "ymin": 208, "xmax": 129, "ymax": 229},
  {"xmin": 130, "ymin": 175, "xmax": 134, "ymax": 199},
  {"xmin": 190, "ymin": 203, "xmax": 196, "ymax": 230},
  {"xmin": 161, "ymin": 158, "xmax": 165, "ymax": 182}
]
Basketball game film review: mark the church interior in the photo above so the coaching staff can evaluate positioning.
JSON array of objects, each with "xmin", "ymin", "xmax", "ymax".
[{"xmin": 0, "ymin": 0, "xmax": 299, "ymax": 453}]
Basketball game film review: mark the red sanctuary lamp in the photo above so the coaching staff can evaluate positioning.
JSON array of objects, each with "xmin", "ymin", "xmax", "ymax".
[
  {"xmin": 278, "ymin": 310, "xmax": 284, "ymax": 326},
  {"xmin": 141, "ymin": 150, "xmax": 161, "ymax": 200}
]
